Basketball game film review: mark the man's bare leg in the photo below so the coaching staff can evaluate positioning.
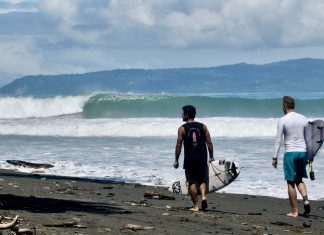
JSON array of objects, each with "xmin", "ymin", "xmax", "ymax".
[
  {"xmin": 287, "ymin": 181, "xmax": 298, "ymax": 217},
  {"xmin": 297, "ymin": 181, "xmax": 308, "ymax": 201},
  {"xmin": 189, "ymin": 184, "xmax": 199, "ymax": 212},
  {"xmin": 297, "ymin": 180, "xmax": 310, "ymax": 214},
  {"xmin": 200, "ymin": 183, "xmax": 208, "ymax": 210},
  {"xmin": 200, "ymin": 183, "xmax": 207, "ymax": 201}
]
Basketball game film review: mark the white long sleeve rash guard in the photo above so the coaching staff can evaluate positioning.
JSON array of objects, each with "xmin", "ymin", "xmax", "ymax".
[{"xmin": 274, "ymin": 112, "xmax": 308, "ymax": 158}]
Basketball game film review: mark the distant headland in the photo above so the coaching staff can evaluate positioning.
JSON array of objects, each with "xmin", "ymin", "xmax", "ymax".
[{"xmin": 1, "ymin": 58, "xmax": 324, "ymax": 97}]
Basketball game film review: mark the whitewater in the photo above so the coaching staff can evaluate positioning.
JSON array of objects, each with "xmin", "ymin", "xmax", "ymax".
[{"xmin": 0, "ymin": 92, "xmax": 323, "ymax": 200}]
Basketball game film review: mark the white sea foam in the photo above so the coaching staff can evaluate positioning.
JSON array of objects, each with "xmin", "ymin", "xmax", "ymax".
[
  {"xmin": 0, "ymin": 96, "xmax": 88, "ymax": 118},
  {"xmin": 1, "ymin": 135, "xmax": 323, "ymax": 200},
  {"xmin": 0, "ymin": 117, "xmax": 279, "ymax": 137}
]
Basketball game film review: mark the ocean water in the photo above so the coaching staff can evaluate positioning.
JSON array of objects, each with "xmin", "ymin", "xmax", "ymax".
[{"xmin": 0, "ymin": 92, "xmax": 323, "ymax": 200}]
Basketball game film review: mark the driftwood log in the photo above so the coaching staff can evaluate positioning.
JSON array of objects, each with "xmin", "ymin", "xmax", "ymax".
[
  {"xmin": 43, "ymin": 221, "xmax": 78, "ymax": 227},
  {"xmin": 0, "ymin": 214, "xmax": 36, "ymax": 234},
  {"xmin": 0, "ymin": 215, "xmax": 19, "ymax": 229},
  {"xmin": 144, "ymin": 191, "xmax": 175, "ymax": 200},
  {"xmin": 11, "ymin": 225, "xmax": 36, "ymax": 235},
  {"xmin": 123, "ymin": 224, "xmax": 155, "ymax": 231},
  {"xmin": 6, "ymin": 160, "xmax": 54, "ymax": 169}
]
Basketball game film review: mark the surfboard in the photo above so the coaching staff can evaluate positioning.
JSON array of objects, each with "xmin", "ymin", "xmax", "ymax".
[
  {"xmin": 305, "ymin": 119, "xmax": 324, "ymax": 162},
  {"xmin": 169, "ymin": 160, "xmax": 240, "ymax": 195}
]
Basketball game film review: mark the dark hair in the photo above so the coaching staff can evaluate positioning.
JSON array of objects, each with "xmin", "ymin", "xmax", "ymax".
[
  {"xmin": 182, "ymin": 105, "xmax": 196, "ymax": 119},
  {"xmin": 283, "ymin": 96, "xmax": 295, "ymax": 109}
]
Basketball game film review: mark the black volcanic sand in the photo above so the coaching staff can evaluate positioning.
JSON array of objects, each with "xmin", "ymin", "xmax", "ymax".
[{"xmin": 0, "ymin": 169, "xmax": 323, "ymax": 234}]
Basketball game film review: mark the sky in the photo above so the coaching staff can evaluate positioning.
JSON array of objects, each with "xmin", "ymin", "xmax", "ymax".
[{"xmin": 1, "ymin": 0, "xmax": 324, "ymax": 86}]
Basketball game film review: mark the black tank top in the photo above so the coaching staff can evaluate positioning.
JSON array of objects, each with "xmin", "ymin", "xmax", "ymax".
[{"xmin": 182, "ymin": 122, "xmax": 208, "ymax": 170}]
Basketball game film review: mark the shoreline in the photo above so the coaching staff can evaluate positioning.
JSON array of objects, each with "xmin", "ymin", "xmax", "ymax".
[{"xmin": 0, "ymin": 168, "xmax": 323, "ymax": 234}]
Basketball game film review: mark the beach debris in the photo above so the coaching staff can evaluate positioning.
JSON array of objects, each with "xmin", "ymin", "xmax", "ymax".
[
  {"xmin": 0, "ymin": 215, "xmax": 35, "ymax": 235},
  {"xmin": 303, "ymin": 221, "xmax": 311, "ymax": 228},
  {"xmin": 103, "ymin": 186, "xmax": 114, "ymax": 190},
  {"xmin": 43, "ymin": 221, "xmax": 78, "ymax": 227},
  {"xmin": 0, "ymin": 215, "xmax": 19, "ymax": 229},
  {"xmin": 31, "ymin": 170, "xmax": 45, "ymax": 174},
  {"xmin": 122, "ymin": 224, "xmax": 155, "ymax": 231},
  {"xmin": 252, "ymin": 225, "xmax": 263, "ymax": 230},
  {"xmin": 11, "ymin": 225, "xmax": 36, "ymax": 235},
  {"xmin": 248, "ymin": 212, "xmax": 262, "ymax": 215},
  {"xmin": 144, "ymin": 191, "xmax": 175, "ymax": 200},
  {"xmin": 270, "ymin": 221, "xmax": 293, "ymax": 227},
  {"xmin": 6, "ymin": 160, "xmax": 54, "ymax": 169}
]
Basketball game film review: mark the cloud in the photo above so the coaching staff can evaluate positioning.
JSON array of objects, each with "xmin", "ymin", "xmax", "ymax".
[
  {"xmin": 31, "ymin": 0, "xmax": 324, "ymax": 49},
  {"xmin": 0, "ymin": 38, "xmax": 43, "ymax": 75},
  {"xmin": 0, "ymin": 0, "xmax": 38, "ymax": 14},
  {"xmin": 2, "ymin": 0, "xmax": 324, "ymax": 85},
  {"xmin": 103, "ymin": 0, "xmax": 157, "ymax": 27},
  {"xmin": 159, "ymin": 0, "xmax": 324, "ymax": 49}
]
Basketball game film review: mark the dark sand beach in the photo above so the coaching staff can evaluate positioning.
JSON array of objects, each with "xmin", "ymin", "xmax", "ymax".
[{"xmin": 0, "ymin": 169, "xmax": 323, "ymax": 235}]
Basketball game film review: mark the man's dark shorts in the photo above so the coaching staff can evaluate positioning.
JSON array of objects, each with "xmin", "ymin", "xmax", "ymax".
[
  {"xmin": 185, "ymin": 166, "xmax": 208, "ymax": 187},
  {"xmin": 283, "ymin": 152, "xmax": 308, "ymax": 183}
]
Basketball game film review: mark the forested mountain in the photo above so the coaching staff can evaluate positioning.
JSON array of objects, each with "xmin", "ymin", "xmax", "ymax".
[{"xmin": 0, "ymin": 58, "xmax": 323, "ymax": 97}]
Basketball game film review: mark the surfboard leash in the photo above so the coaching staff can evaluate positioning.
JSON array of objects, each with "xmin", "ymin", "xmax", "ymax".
[
  {"xmin": 210, "ymin": 163, "xmax": 227, "ymax": 185},
  {"xmin": 210, "ymin": 162, "xmax": 238, "ymax": 185},
  {"xmin": 210, "ymin": 162, "xmax": 238, "ymax": 175},
  {"xmin": 309, "ymin": 160, "xmax": 315, "ymax": 181}
]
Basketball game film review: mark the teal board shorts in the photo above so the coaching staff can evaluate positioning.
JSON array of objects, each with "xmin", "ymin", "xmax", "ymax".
[{"xmin": 283, "ymin": 152, "xmax": 308, "ymax": 183}]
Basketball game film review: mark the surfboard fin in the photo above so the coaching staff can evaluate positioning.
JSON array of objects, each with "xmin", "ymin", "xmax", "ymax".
[
  {"xmin": 309, "ymin": 161, "xmax": 315, "ymax": 181},
  {"xmin": 171, "ymin": 181, "xmax": 182, "ymax": 194},
  {"xmin": 230, "ymin": 162, "xmax": 238, "ymax": 176}
]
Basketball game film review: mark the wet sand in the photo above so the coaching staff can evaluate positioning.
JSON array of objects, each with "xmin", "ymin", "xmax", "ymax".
[{"xmin": 0, "ymin": 168, "xmax": 323, "ymax": 234}]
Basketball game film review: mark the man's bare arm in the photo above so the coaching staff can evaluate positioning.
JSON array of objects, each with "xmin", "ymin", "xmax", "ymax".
[
  {"xmin": 204, "ymin": 125, "xmax": 214, "ymax": 162},
  {"xmin": 174, "ymin": 126, "xmax": 184, "ymax": 168}
]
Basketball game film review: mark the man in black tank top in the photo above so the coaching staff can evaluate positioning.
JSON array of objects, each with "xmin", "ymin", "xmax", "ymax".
[{"xmin": 174, "ymin": 105, "xmax": 214, "ymax": 212}]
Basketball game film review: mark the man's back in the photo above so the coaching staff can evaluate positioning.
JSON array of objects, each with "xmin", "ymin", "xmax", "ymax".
[
  {"xmin": 182, "ymin": 122, "xmax": 208, "ymax": 170},
  {"xmin": 279, "ymin": 112, "xmax": 308, "ymax": 152}
]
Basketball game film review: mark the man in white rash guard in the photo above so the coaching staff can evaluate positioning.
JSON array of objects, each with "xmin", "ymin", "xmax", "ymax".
[{"xmin": 272, "ymin": 96, "xmax": 311, "ymax": 218}]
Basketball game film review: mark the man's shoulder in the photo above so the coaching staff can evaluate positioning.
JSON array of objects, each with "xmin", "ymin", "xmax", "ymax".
[
  {"xmin": 281, "ymin": 112, "xmax": 308, "ymax": 124},
  {"xmin": 182, "ymin": 121, "xmax": 206, "ymax": 130},
  {"xmin": 295, "ymin": 112, "xmax": 307, "ymax": 117},
  {"xmin": 192, "ymin": 121, "xmax": 205, "ymax": 126},
  {"xmin": 292, "ymin": 112, "xmax": 308, "ymax": 121}
]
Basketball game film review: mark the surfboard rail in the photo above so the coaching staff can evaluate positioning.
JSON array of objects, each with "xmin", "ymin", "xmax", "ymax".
[
  {"xmin": 305, "ymin": 119, "xmax": 324, "ymax": 162},
  {"xmin": 305, "ymin": 119, "xmax": 324, "ymax": 181}
]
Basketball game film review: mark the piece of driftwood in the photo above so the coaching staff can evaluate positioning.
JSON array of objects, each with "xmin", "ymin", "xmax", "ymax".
[
  {"xmin": 6, "ymin": 160, "xmax": 54, "ymax": 169},
  {"xmin": 123, "ymin": 224, "xmax": 155, "ymax": 231},
  {"xmin": 0, "ymin": 215, "xmax": 36, "ymax": 234},
  {"xmin": 0, "ymin": 215, "xmax": 19, "ymax": 229},
  {"xmin": 0, "ymin": 216, "xmax": 18, "ymax": 221},
  {"xmin": 144, "ymin": 191, "xmax": 175, "ymax": 200},
  {"xmin": 43, "ymin": 221, "xmax": 78, "ymax": 227},
  {"xmin": 11, "ymin": 225, "xmax": 36, "ymax": 235}
]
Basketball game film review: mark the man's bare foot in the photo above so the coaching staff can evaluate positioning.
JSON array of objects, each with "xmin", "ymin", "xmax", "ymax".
[
  {"xmin": 201, "ymin": 200, "xmax": 207, "ymax": 211},
  {"xmin": 189, "ymin": 206, "xmax": 199, "ymax": 212},
  {"xmin": 286, "ymin": 212, "xmax": 298, "ymax": 217},
  {"xmin": 303, "ymin": 201, "xmax": 310, "ymax": 215}
]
